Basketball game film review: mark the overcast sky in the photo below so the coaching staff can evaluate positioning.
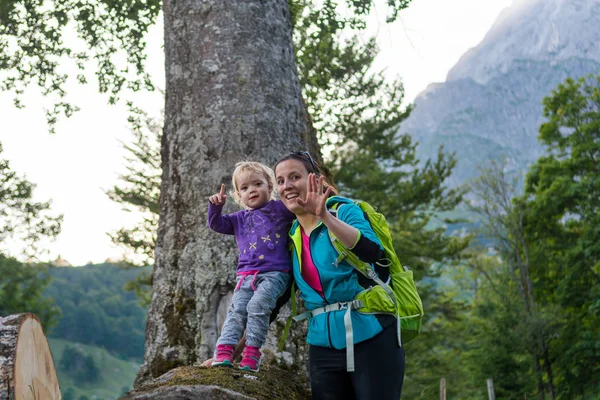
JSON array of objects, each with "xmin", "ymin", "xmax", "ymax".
[{"xmin": 0, "ymin": 0, "xmax": 513, "ymax": 266}]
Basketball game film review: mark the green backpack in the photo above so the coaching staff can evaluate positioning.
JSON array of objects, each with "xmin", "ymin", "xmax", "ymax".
[
  {"xmin": 278, "ymin": 198, "xmax": 424, "ymax": 370},
  {"xmin": 327, "ymin": 198, "xmax": 424, "ymax": 346}
]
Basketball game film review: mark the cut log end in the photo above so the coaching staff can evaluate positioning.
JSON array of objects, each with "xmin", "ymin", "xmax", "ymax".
[{"xmin": 0, "ymin": 313, "xmax": 61, "ymax": 400}]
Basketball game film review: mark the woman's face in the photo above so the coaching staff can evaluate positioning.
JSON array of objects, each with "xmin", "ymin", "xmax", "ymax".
[{"xmin": 275, "ymin": 159, "xmax": 309, "ymax": 215}]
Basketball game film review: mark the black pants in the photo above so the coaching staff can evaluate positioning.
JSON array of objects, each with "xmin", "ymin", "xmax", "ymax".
[{"xmin": 308, "ymin": 322, "xmax": 405, "ymax": 400}]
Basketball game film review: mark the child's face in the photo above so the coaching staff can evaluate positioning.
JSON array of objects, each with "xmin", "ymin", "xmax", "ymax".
[{"xmin": 236, "ymin": 170, "xmax": 271, "ymax": 209}]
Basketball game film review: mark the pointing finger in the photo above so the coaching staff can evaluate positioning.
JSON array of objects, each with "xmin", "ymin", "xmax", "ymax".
[{"xmin": 219, "ymin": 183, "xmax": 226, "ymax": 196}]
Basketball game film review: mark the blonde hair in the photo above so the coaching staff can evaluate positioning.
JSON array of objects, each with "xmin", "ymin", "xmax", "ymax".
[{"xmin": 231, "ymin": 161, "xmax": 276, "ymax": 208}]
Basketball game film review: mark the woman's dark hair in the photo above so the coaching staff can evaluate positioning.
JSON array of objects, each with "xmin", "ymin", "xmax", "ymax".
[{"xmin": 274, "ymin": 151, "xmax": 338, "ymax": 195}]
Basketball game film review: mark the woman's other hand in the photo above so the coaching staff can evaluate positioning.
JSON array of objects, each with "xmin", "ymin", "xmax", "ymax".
[{"xmin": 297, "ymin": 173, "xmax": 332, "ymax": 218}]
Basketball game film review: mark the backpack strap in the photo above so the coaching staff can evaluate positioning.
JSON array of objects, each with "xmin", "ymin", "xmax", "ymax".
[{"xmin": 277, "ymin": 282, "xmax": 297, "ymax": 352}]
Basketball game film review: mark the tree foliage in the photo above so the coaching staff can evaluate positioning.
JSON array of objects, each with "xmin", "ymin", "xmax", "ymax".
[
  {"xmin": 105, "ymin": 105, "xmax": 161, "ymax": 305},
  {"xmin": 522, "ymin": 74, "xmax": 600, "ymax": 399},
  {"xmin": 0, "ymin": 254, "xmax": 60, "ymax": 328},
  {"xmin": 0, "ymin": 0, "xmax": 160, "ymax": 131},
  {"xmin": 468, "ymin": 159, "xmax": 554, "ymax": 399},
  {"xmin": 448, "ymin": 252, "xmax": 535, "ymax": 399},
  {"xmin": 0, "ymin": 0, "xmax": 409, "ymax": 132},
  {"xmin": 291, "ymin": 1, "xmax": 407, "ymax": 148},
  {"xmin": 0, "ymin": 142, "xmax": 62, "ymax": 328},
  {"xmin": 45, "ymin": 263, "xmax": 149, "ymax": 360},
  {"xmin": 0, "ymin": 142, "xmax": 63, "ymax": 258},
  {"xmin": 60, "ymin": 344, "xmax": 101, "ymax": 383},
  {"xmin": 445, "ymin": 74, "xmax": 600, "ymax": 400}
]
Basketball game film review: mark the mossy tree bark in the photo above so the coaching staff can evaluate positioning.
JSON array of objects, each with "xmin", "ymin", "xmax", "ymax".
[{"xmin": 135, "ymin": 0, "xmax": 316, "ymax": 386}]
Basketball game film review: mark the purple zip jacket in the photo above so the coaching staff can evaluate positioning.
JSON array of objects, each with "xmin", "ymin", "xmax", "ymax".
[{"xmin": 208, "ymin": 199, "xmax": 295, "ymax": 273}]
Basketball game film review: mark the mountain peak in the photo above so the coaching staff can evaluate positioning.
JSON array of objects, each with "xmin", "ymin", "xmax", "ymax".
[{"xmin": 447, "ymin": 0, "xmax": 600, "ymax": 84}]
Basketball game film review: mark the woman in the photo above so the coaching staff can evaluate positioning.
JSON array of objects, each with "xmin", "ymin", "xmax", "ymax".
[{"xmin": 274, "ymin": 152, "xmax": 405, "ymax": 400}]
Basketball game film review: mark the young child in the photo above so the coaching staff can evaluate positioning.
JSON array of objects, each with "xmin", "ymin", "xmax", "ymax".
[{"xmin": 208, "ymin": 161, "xmax": 295, "ymax": 372}]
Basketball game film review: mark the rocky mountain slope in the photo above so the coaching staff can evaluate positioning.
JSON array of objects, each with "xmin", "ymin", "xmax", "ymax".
[{"xmin": 401, "ymin": 0, "xmax": 600, "ymax": 187}]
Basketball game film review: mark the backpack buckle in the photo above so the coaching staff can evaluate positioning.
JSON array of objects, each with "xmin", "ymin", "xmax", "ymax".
[
  {"xmin": 366, "ymin": 268, "xmax": 378, "ymax": 280},
  {"xmin": 333, "ymin": 251, "xmax": 347, "ymax": 267}
]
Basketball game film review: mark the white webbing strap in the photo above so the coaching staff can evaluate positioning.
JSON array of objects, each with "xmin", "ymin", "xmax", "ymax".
[
  {"xmin": 343, "ymin": 303, "xmax": 355, "ymax": 372},
  {"xmin": 290, "ymin": 300, "xmax": 363, "ymax": 372},
  {"xmin": 292, "ymin": 300, "xmax": 363, "ymax": 321}
]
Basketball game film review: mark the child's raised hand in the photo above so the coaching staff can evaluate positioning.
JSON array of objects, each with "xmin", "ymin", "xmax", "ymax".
[{"xmin": 209, "ymin": 184, "xmax": 228, "ymax": 205}]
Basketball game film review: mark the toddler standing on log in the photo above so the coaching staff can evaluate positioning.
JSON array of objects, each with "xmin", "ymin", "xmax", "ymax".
[{"xmin": 208, "ymin": 161, "xmax": 295, "ymax": 372}]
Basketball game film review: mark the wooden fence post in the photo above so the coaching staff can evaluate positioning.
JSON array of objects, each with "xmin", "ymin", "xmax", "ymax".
[
  {"xmin": 440, "ymin": 377, "xmax": 446, "ymax": 400},
  {"xmin": 487, "ymin": 378, "xmax": 496, "ymax": 400}
]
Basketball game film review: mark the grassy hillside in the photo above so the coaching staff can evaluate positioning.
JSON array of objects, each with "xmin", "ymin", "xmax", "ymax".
[
  {"xmin": 49, "ymin": 338, "xmax": 139, "ymax": 400},
  {"xmin": 44, "ymin": 264, "xmax": 149, "ymax": 360},
  {"xmin": 42, "ymin": 264, "xmax": 150, "ymax": 399}
]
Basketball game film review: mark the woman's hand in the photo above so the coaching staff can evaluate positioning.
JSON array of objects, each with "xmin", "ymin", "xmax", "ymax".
[
  {"xmin": 297, "ymin": 173, "xmax": 332, "ymax": 218},
  {"xmin": 298, "ymin": 173, "xmax": 360, "ymax": 248},
  {"xmin": 209, "ymin": 184, "xmax": 227, "ymax": 205}
]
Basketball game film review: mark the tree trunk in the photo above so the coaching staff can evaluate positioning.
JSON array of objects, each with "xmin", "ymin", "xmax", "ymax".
[
  {"xmin": 0, "ymin": 313, "xmax": 61, "ymax": 400},
  {"xmin": 542, "ymin": 343, "xmax": 555, "ymax": 400},
  {"xmin": 135, "ymin": 0, "xmax": 315, "ymax": 386},
  {"xmin": 533, "ymin": 355, "xmax": 545, "ymax": 400}
]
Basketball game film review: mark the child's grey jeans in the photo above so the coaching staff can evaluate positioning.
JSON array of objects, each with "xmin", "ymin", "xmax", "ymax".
[{"xmin": 217, "ymin": 270, "xmax": 290, "ymax": 348}]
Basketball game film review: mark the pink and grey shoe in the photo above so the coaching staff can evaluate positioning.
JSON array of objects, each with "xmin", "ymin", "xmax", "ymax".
[
  {"xmin": 238, "ymin": 345, "xmax": 261, "ymax": 372},
  {"xmin": 212, "ymin": 344, "xmax": 235, "ymax": 367}
]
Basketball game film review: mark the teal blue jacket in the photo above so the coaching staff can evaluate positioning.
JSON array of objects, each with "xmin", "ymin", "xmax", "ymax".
[{"xmin": 290, "ymin": 196, "xmax": 384, "ymax": 349}]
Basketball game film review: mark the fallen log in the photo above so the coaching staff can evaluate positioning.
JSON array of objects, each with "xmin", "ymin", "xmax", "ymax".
[{"xmin": 0, "ymin": 313, "xmax": 61, "ymax": 400}]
